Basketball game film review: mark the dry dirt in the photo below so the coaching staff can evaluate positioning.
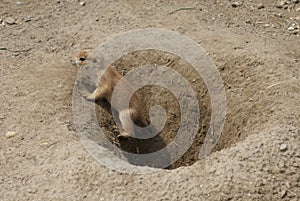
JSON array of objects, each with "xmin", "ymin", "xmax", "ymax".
[{"xmin": 1, "ymin": 0, "xmax": 300, "ymax": 200}]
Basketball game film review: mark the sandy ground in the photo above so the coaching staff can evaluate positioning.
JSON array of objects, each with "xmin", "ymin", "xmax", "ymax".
[{"xmin": 1, "ymin": 0, "xmax": 300, "ymax": 200}]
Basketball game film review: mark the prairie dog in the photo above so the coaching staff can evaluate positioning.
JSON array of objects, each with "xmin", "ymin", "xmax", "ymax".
[{"xmin": 72, "ymin": 49, "xmax": 149, "ymax": 138}]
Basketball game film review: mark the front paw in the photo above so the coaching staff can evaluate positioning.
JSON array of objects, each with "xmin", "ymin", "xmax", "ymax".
[{"xmin": 82, "ymin": 93, "xmax": 95, "ymax": 101}]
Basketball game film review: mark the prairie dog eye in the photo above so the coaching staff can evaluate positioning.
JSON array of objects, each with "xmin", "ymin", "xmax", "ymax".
[{"xmin": 79, "ymin": 57, "xmax": 86, "ymax": 61}]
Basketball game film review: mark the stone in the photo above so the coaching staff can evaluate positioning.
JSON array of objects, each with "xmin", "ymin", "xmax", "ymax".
[
  {"xmin": 279, "ymin": 143, "xmax": 287, "ymax": 151},
  {"xmin": 5, "ymin": 131, "xmax": 18, "ymax": 138},
  {"xmin": 281, "ymin": 189, "xmax": 287, "ymax": 198},
  {"xmin": 285, "ymin": 181, "xmax": 291, "ymax": 189},
  {"xmin": 5, "ymin": 17, "xmax": 16, "ymax": 25},
  {"xmin": 40, "ymin": 142, "xmax": 49, "ymax": 146},
  {"xmin": 292, "ymin": 0, "xmax": 299, "ymax": 4},
  {"xmin": 231, "ymin": 2, "xmax": 242, "ymax": 8},
  {"xmin": 287, "ymin": 22, "xmax": 299, "ymax": 31},
  {"xmin": 257, "ymin": 4, "xmax": 265, "ymax": 9},
  {"xmin": 276, "ymin": 0, "xmax": 287, "ymax": 8}
]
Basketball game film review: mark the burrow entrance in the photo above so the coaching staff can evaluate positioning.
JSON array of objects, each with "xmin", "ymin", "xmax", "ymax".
[{"xmin": 94, "ymin": 50, "xmax": 272, "ymax": 169}]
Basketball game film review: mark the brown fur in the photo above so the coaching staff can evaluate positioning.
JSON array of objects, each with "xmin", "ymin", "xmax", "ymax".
[{"xmin": 72, "ymin": 49, "xmax": 149, "ymax": 138}]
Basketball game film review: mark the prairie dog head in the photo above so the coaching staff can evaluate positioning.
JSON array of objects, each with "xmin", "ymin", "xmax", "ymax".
[
  {"xmin": 71, "ymin": 49, "xmax": 106, "ymax": 87},
  {"xmin": 71, "ymin": 49, "xmax": 94, "ymax": 68}
]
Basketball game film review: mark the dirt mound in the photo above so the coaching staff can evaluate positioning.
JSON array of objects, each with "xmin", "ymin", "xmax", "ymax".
[{"xmin": 0, "ymin": 0, "xmax": 299, "ymax": 200}]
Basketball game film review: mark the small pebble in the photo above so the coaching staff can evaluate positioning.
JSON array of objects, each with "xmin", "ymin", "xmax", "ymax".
[
  {"xmin": 287, "ymin": 22, "xmax": 299, "ymax": 31},
  {"xmin": 285, "ymin": 181, "xmax": 291, "ymax": 189},
  {"xmin": 16, "ymin": 1, "xmax": 23, "ymax": 5},
  {"xmin": 231, "ymin": 2, "xmax": 242, "ymax": 7},
  {"xmin": 279, "ymin": 143, "xmax": 288, "ymax": 151},
  {"xmin": 5, "ymin": 131, "xmax": 18, "ymax": 138},
  {"xmin": 292, "ymin": 0, "xmax": 299, "ymax": 4},
  {"xmin": 276, "ymin": 0, "xmax": 287, "ymax": 8},
  {"xmin": 297, "ymin": 8, "xmax": 300, "ymax": 12},
  {"xmin": 5, "ymin": 17, "xmax": 16, "ymax": 25},
  {"xmin": 281, "ymin": 189, "xmax": 287, "ymax": 198},
  {"xmin": 40, "ymin": 142, "xmax": 49, "ymax": 146},
  {"xmin": 257, "ymin": 3, "xmax": 265, "ymax": 9},
  {"xmin": 79, "ymin": 1, "xmax": 86, "ymax": 6}
]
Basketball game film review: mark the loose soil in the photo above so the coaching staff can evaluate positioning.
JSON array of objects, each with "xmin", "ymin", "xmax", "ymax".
[{"xmin": 1, "ymin": 0, "xmax": 299, "ymax": 200}]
